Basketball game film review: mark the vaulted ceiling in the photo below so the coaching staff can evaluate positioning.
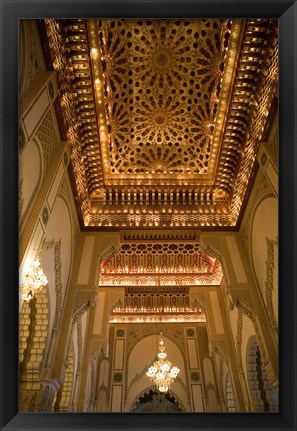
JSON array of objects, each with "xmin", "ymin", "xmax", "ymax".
[{"xmin": 42, "ymin": 18, "xmax": 278, "ymax": 230}]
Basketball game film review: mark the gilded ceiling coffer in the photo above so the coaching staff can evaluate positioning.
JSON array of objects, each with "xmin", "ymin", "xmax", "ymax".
[{"xmin": 45, "ymin": 18, "xmax": 278, "ymax": 229}]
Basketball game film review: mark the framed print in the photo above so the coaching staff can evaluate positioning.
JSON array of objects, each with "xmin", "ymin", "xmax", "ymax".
[{"xmin": 0, "ymin": 1, "xmax": 296, "ymax": 431}]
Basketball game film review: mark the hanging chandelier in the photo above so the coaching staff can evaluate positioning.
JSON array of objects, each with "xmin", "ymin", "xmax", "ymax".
[
  {"xmin": 146, "ymin": 333, "xmax": 180, "ymax": 393},
  {"xmin": 21, "ymin": 260, "xmax": 48, "ymax": 301}
]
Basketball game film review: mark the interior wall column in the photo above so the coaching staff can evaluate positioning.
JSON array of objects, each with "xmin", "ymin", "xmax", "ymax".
[
  {"xmin": 76, "ymin": 309, "xmax": 96, "ymax": 411},
  {"xmin": 202, "ymin": 286, "xmax": 247, "ymax": 412},
  {"xmin": 200, "ymin": 232, "xmax": 278, "ymax": 388},
  {"xmin": 76, "ymin": 235, "xmax": 122, "ymax": 411},
  {"xmin": 49, "ymin": 232, "xmax": 120, "ymax": 387}
]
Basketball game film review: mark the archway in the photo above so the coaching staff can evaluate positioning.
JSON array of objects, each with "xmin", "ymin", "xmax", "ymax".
[
  {"xmin": 126, "ymin": 333, "xmax": 187, "ymax": 412},
  {"xmin": 131, "ymin": 389, "xmax": 183, "ymax": 413}
]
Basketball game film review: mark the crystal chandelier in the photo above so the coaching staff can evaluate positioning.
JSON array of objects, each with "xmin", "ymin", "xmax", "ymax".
[
  {"xmin": 21, "ymin": 260, "xmax": 48, "ymax": 301},
  {"xmin": 146, "ymin": 333, "xmax": 180, "ymax": 393}
]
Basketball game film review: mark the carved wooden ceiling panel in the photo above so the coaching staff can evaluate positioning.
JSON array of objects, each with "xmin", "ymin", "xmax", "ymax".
[
  {"xmin": 99, "ymin": 232, "xmax": 223, "ymax": 287},
  {"xmin": 98, "ymin": 19, "xmax": 228, "ymax": 180},
  {"xmin": 44, "ymin": 18, "xmax": 278, "ymax": 229}
]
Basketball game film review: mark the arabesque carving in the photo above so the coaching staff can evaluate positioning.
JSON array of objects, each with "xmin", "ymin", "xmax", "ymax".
[
  {"xmin": 44, "ymin": 18, "xmax": 278, "ymax": 228},
  {"xmin": 100, "ymin": 240, "xmax": 223, "ymax": 287},
  {"xmin": 235, "ymin": 299, "xmax": 269, "ymax": 371},
  {"xmin": 265, "ymin": 237, "xmax": 278, "ymax": 335},
  {"xmin": 42, "ymin": 238, "xmax": 62, "ymax": 330},
  {"xmin": 36, "ymin": 109, "xmax": 61, "ymax": 179}
]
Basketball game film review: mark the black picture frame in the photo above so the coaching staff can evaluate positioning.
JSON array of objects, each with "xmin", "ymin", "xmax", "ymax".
[{"xmin": 1, "ymin": 0, "xmax": 296, "ymax": 430}]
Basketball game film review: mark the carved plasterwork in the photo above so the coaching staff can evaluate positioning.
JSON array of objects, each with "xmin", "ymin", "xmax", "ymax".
[
  {"xmin": 45, "ymin": 18, "xmax": 278, "ymax": 228},
  {"xmin": 20, "ymin": 20, "xmax": 46, "ymax": 101},
  {"xmin": 99, "ymin": 239, "xmax": 223, "ymax": 287},
  {"xmin": 133, "ymin": 391, "xmax": 183, "ymax": 412},
  {"xmin": 126, "ymin": 286, "xmax": 189, "ymax": 294},
  {"xmin": 210, "ymin": 340, "xmax": 230, "ymax": 364},
  {"xmin": 42, "ymin": 238, "xmax": 63, "ymax": 330},
  {"xmin": 265, "ymin": 237, "xmax": 278, "ymax": 333},
  {"xmin": 236, "ymin": 309, "xmax": 244, "ymax": 372},
  {"xmin": 109, "ymin": 287, "xmax": 208, "ymax": 324},
  {"xmin": 72, "ymin": 291, "xmax": 97, "ymax": 323},
  {"xmin": 120, "ymin": 229, "xmax": 200, "ymax": 243},
  {"xmin": 76, "ymin": 317, "xmax": 83, "ymax": 373},
  {"xmin": 89, "ymin": 346, "xmax": 105, "ymax": 365},
  {"xmin": 236, "ymin": 299, "xmax": 256, "ymax": 323},
  {"xmin": 191, "ymin": 295, "xmax": 208, "ymax": 311},
  {"xmin": 231, "ymin": 291, "xmax": 254, "ymax": 315},
  {"xmin": 59, "ymin": 175, "xmax": 81, "ymax": 251},
  {"xmin": 45, "ymin": 19, "xmax": 91, "ymax": 222},
  {"xmin": 35, "ymin": 109, "xmax": 61, "ymax": 179},
  {"xmin": 235, "ymin": 299, "xmax": 269, "ymax": 370},
  {"xmin": 196, "ymin": 326, "xmax": 209, "ymax": 361},
  {"xmin": 97, "ymin": 19, "xmax": 230, "ymax": 180},
  {"xmin": 19, "ymin": 179, "xmax": 24, "ymax": 218},
  {"xmin": 203, "ymin": 243, "xmax": 228, "ymax": 278}
]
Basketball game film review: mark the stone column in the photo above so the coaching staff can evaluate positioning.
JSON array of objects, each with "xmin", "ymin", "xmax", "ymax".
[{"xmin": 76, "ymin": 309, "xmax": 96, "ymax": 411}]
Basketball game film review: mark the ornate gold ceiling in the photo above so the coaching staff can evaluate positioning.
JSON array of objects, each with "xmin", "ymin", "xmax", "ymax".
[
  {"xmin": 109, "ymin": 285, "xmax": 207, "ymax": 324},
  {"xmin": 100, "ymin": 229, "xmax": 221, "ymax": 318},
  {"xmin": 96, "ymin": 19, "xmax": 230, "ymax": 182},
  {"xmin": 44, "ymin": 18, "xmax": 278, "ymax": 229},
  {"xmin": 99, "ymin": 230, "xmax": 222, "ymax": 287}
]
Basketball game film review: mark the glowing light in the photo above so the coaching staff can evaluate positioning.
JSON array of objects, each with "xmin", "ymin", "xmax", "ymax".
[
  {"xmin": 21, "ymin": 260, "xmax": 48, "ymax": 301},
  {"xmin": 90, "ymin": 48, "xmax": 99, "ymax": 60},
  {"xmin": 146, "ymin": 334, "xmax": 179, "ymax": 393}
]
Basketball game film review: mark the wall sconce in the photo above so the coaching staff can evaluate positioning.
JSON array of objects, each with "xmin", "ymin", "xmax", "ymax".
[{"xmin": 21, "ymin": 260, "xmax": 48, "ymax": 302}]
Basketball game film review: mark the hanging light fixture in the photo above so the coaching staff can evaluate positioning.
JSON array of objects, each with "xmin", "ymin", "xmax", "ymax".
[
  {"xmin": 21, "ymin": 260, "xmax": 48, "ymax": 301},
  {"xmin": 146, "ymin": 333, "xmax": 180, "ymax": 393}
]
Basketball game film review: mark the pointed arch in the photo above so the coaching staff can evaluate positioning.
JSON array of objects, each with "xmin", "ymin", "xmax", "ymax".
[{"xmin": 130, "ymin": 387, "xmax": 185, "ymax": 413}]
